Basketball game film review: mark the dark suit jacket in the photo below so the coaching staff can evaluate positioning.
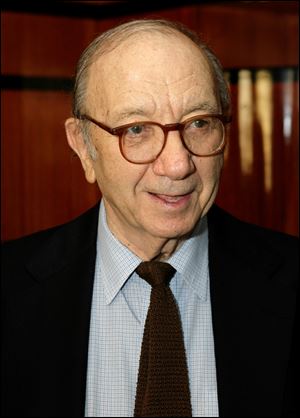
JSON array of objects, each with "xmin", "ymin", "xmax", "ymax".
[{"xmin": 1, "ymin": 203, "xmax": 298, "ymax": 417}]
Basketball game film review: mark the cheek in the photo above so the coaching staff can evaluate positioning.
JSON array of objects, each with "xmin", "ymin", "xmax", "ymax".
[
  {"xmin": 92, "ymin": 148, "xmax": 147, "ymax": 201},
  {"xmin": 195, "ymin": 156, "xmax": 223, "ymax": 186},
  {"xmin": 193, "ymin": 157, "xmax": 223, "ymax": 217}
]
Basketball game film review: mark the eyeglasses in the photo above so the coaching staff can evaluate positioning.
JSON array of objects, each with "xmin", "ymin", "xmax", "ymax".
[{"xmin": 77, "ymin": 113, "xmax": 230, "ymax": 164}]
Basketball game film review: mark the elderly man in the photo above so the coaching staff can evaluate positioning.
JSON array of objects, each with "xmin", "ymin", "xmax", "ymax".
[{"xmin": 2, "ymin": 19, "xmax": 297, "ymax": 417}]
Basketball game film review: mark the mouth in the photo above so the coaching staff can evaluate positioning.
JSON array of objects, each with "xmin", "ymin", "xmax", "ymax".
[{"xmin": 148, "ymin": 191, "xmax": 193, "ymax": 208}]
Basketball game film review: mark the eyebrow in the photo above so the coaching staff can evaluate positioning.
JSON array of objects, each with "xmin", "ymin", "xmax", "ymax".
[
  {"xmin": 113, "ymin": 102, "xmax": 219, "ymax": 124},
  {"xmin": 114, "ymin": 108, "xmax": 150, "ymax": 123},
  {"xmin": 184, "ymin": 102, "xmax": 219, "ymax": 115}
]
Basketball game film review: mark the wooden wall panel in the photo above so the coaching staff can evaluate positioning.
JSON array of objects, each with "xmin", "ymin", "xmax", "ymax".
[
  {"xmin": 1, "ymin": 90, "xmax": 100, "ymax": 239},
  {"xmin": 2, "ymin": 12, "xmax": 97, "ymax": 77},
  {"xmin": 190, "ymin": 4, "xmax": 299, "ymax": 68},
  {"xmin": 1, "ymin": 3, "xmax": 299, "ymax": 240},
  {"xmin": 2, "ymin": 4, "xmax": 298, "ymax": 77},
  {"xmin": 216, "ymin": 75, "xmax": 299, "ymax": 236}
]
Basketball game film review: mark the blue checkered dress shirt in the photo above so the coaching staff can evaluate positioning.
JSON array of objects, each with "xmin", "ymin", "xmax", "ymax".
[{"xmin": 84, "ymin": 201, "xmax": 219, "ymax": 417}]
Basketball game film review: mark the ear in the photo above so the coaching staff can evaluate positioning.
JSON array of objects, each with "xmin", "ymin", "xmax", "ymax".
[{"xmin": 65, "ymin": 117, "xmax": 97, "ymax": 184}]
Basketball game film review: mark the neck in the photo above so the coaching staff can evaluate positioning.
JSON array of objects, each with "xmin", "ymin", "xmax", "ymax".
[
  {"xmin": 104, "ymin": 204, "xmax": 187, "ymax": 261},
  {"xmin": 110, "ymin": 223, "xmax": 186, "ymax": 261}
]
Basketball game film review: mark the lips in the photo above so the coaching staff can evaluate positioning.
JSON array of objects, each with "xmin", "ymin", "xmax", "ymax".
[
  {"xmin": 154, "ymin": 194, "xmax": 187, "ymax": 203},
  {"xmin": 148, "ymin": 191, "xmax": 193, "ymax": 207}
]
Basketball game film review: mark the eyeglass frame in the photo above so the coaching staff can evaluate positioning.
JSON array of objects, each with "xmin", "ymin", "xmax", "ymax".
[{"xmin": 77, "ymin": 112, "xmax": 231, "ymax": 164}]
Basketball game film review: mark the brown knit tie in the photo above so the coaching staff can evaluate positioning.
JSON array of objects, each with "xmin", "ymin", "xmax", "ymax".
[{"xmin": 134, "ymin": 261, "xmax": 192, "ymax": 417}]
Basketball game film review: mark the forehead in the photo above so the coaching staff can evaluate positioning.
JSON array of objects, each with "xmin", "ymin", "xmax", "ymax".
[{"xmin": 86, "ymin": 31, "xmax": 217, "ymax": 117}]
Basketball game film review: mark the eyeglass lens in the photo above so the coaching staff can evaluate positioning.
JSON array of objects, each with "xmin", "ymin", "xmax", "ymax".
[{"xmin": 121, "ymin": 116, "xmax": 225, "ymax": 163}]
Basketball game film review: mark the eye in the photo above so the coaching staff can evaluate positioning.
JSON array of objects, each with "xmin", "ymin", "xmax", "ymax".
[
  {"xmin": 126, "ymin": 124, "xmax": 145, "ymax": 136},
  {"xmin": 190, "ymin": 118, "xmax": 209, "ymax": 129}
]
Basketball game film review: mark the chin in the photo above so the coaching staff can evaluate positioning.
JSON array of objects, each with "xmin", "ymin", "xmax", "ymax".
[{"xmin": 146, "ymin": 220, "xmax": 196, "ymax": 240}]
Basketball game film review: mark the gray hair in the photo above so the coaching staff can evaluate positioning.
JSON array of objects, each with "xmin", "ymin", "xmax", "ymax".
[{"xmin": 72, "ymin": 19, "xmax": 231, "ymax": 159}]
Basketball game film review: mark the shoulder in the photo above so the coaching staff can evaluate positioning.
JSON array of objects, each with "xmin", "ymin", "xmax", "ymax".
[
  {"xmin": 2, "ymin": 203, "xmax": 99, "ymax": 256},
  {"xmin": 1, "ymin": 203, "xmax": 100, "ymax": 293},
  {"xmin": 208, "ymin": 204, "xmax": 298, "ymax": 248},
  {"xmin": 208, "ymin": 205, "xmax": 298, "ymax": 318},
  {"xmin": 208, "ymin": 205, "xmax": 298, "ymax": 273}
]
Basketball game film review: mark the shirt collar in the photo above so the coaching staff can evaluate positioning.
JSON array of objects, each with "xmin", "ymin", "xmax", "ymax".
[
  {"xmin": 97, "ymin": 201, "xmax": 142, "ymax": 305},
  {"xmin": 97, "ymin": 201, "xmax": 209, "ymax": 304},
  {"xmin": 168, "ymin": 216, "xmax": 209, "ymax": 302}
]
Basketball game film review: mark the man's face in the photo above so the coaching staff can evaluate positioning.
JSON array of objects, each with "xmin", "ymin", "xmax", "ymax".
[{"xmin": 75, "ymin": 32, "xmax": 223, "ymax": 250}]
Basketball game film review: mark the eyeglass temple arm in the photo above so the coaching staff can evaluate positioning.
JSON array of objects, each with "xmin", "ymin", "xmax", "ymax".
[{"xmin": 77, "ymin": 114, "xmax": 116, "ymax": 136}]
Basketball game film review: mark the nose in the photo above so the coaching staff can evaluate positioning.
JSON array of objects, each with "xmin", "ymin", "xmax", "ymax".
[{"xmin": 151, "ymin": 130, "xmax": 196, "ymax": 180}]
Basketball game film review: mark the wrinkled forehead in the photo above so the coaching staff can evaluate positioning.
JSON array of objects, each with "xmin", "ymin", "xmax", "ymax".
[
  {"xmin": 90, "ymin": 30, "xmax": 213, "ymax": 82},
  {"xmin": 86, "ymin": 31, "xmax": 217, "ymax": 113}
]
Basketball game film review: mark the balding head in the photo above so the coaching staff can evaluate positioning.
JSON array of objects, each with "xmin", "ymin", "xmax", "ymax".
[{"xmin": 72, "ymin": 19, "xmax": 230, "ymax": 120}]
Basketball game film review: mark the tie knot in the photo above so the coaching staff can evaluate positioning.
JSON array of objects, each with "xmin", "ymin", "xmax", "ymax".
[{"xmin": 136, "ymin": 261, "xmax": 176, "ymax": 288}]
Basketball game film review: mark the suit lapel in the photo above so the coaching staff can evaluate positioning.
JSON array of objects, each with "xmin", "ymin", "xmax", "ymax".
[
  {"xmin": 208, "ymin": 206, "xmax": 294, "ymax": 417},
  {"xmin": 19, "ymin": 203, "xmax": 100, "ymax": 417}
]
